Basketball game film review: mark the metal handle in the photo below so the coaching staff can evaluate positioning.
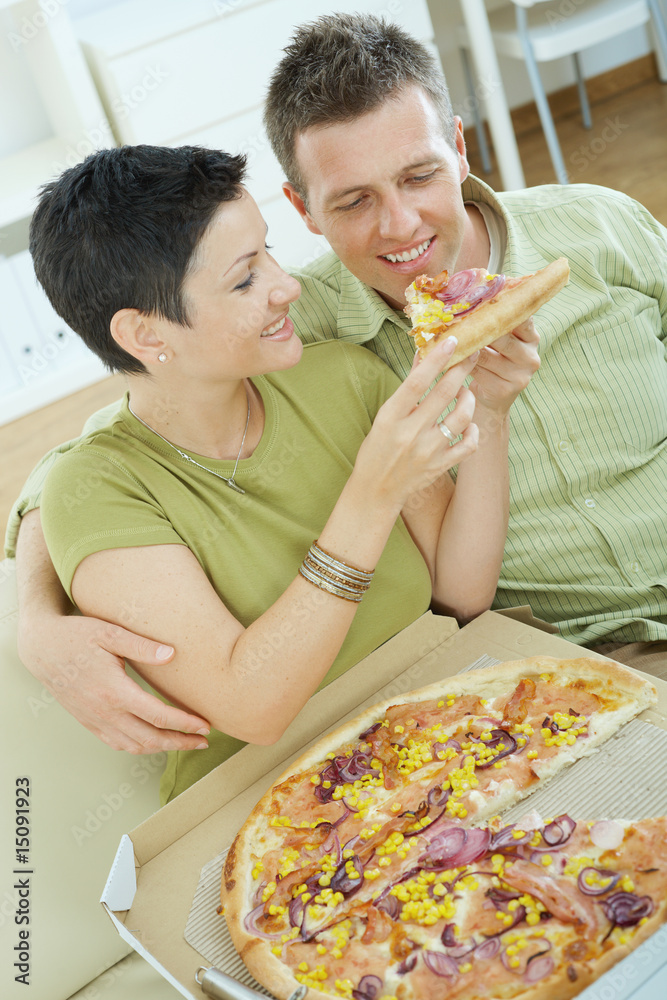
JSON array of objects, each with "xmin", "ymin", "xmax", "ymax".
[{"xmin": 195, "ymin": 966, "xmax": 307, "ymax": 1000}]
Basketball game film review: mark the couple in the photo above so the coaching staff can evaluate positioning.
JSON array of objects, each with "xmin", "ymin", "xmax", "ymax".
[{"xmin": 10, "ymin": 16, "xmax": 667, "ymax": 803}]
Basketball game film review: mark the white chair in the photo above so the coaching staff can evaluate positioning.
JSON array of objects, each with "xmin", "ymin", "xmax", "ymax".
[{"xmin": 457, "ymin": 0, "xmax": 667, "ymax": 184}]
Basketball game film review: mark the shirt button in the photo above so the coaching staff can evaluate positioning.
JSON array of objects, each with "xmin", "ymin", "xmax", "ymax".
[
  {"xmin": 584, "ymin": 498, "xmax": 596, "ymax": 509},
  {"xmin": 558, "ymin": 440, "xmax": 570, "ymax": 452},
  {"xmin": 630, "ymin": 561, "xmax": 641, "ymax": 573}
]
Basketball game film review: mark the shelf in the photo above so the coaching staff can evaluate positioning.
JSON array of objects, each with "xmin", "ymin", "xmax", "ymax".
[
  {"xmin": 0, "ymin": 136, "xmax": 73, "ymax": 229},
  {"xmin": 0, "ymin": 354, "xmax": 108, "ymax": 427}
]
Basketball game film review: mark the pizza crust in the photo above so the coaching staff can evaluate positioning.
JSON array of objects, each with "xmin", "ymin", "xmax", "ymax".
[
  {"xmin": 267, "ymin": 656, "xmax": 655, "ymax": 785},
  {"xmin": 409, "ymin": 257, "xmax": 570, "ymax": 363},
  {"xmin": 221, "ymin": 656, "xmax": 658, "ymax": 1000}
]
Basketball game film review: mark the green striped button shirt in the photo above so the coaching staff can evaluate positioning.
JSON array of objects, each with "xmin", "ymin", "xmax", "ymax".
[
  {"xmin": 7, "ymin": 176, "xmax": 667, "ymax": 646},
  {"xmin": 286, "ymin": 176, "xmax": 667, "ymax": 646}
]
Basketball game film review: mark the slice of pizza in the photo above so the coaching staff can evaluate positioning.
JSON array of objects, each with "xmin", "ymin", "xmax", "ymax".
[
  {"xmin": 404, "ymin": 257, "xmax": 570, "ymax": 364},
  {"xmin": 221, "ymin": 657, "xmax": 657, "ymax": 1000},
  {"xmin": 226, "ymin": 812, "xmax": 667, "ymax": 1000}
]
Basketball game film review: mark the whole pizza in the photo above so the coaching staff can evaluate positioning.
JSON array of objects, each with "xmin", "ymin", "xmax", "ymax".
[{"xmin": 222, "ymin": 656, "xmax": 666, "ymax": 1000}]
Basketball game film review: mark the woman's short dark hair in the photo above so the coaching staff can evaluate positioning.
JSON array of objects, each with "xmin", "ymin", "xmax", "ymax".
[
  {"xmin": 29, "ymin": 145, "xmax": 247, "ymax": 375},
  {"xmin": 264, "ymin": 13, "xmax": 456, "ymax": 204}
]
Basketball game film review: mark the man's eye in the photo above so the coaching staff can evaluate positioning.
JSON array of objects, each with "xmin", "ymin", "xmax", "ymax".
[
  {"xmin": 234, "ymin": 270, "xmax": 257, "ymax": 291},
  {"xmin": 409, "ymin": 170, "xmax": 436, "ymax": 183},
  {"xmin": 339, "ymin": 196, "xmax": 364, "ymax": 212}
]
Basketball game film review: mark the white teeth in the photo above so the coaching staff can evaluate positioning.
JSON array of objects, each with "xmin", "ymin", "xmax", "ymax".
[
  {"xmin": 262, "ymin": 316, "xmax": 286, "ymax": 337},
  {"xmin": 382, "ymin": 237, "xmax": 432, "ymax": 264}
]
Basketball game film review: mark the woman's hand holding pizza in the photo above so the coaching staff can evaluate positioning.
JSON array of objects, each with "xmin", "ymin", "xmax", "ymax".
[{"xmin": 351, "ymin": 336, "xmax": 478, "ymax": 513}]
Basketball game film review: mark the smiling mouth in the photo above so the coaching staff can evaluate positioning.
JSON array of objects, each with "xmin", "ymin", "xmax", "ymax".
[
  {"xmin": 261, "ymin": 316, "xmax": 287, "ymax": 337},
  {"xmin": 380, "ymin": 237, "xmax": 433, "ymax": 264}
]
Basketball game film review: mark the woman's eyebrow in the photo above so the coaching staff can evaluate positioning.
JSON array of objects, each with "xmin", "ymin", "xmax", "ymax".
[{"xmin": 224, "ymin": 222, "xmax": 270, "ymax": 275}]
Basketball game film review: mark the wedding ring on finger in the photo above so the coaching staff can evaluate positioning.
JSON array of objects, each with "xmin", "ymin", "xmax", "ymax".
[{"xmin": 438, "ymin": 421, "xmax": 456, "ymax": 445}]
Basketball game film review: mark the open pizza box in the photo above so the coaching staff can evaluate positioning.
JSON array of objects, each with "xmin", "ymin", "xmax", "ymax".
[{"xmin": 101, "ymin": 609, "xmax": 667, "ymax": 1000}]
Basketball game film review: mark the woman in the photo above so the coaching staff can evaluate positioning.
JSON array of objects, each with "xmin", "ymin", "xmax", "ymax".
[{"xmin": 32, "ymin": 145, "xmax": 510, "ymax": 803}]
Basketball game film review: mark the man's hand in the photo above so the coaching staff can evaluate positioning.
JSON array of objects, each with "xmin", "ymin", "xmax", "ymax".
[
  {"xmin": 15, "ymin": 508, "xmax": 210, "ymax": 753},
  {"xmin": 18, "ymin": 615, "xmax": 211, "ymax": 753},
  {"xmin": 469, "ymin": 318, "xmax": 540, "ymax": 415}
]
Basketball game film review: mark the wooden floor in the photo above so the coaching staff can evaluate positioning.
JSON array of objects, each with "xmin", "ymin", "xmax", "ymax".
[{"xmin": 1, "ymin": 55, "xmax": 666, "ymax": 545}]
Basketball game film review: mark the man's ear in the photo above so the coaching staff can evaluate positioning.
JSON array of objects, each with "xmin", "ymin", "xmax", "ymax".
[
  {"xmin": 453, "ymin": 116, "xmax": 471, "ymax": 184},
  {"xmin": 282, "ymin": 182, "xmax": 324, "ymax": 236},
  {"xmin": 110, "ymin": 308, "xmax": 167, "ymax": 366}
]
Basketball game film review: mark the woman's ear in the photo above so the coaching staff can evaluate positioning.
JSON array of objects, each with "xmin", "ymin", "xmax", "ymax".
[{"xmin": 110, "ymin": 309, "xmax": 169, "ymax": 366}]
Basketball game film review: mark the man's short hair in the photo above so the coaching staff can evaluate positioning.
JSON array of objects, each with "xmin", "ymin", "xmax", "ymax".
[
  {"xmin": 29, "ymin": 145, "xmax": 246, "ymax": 375},
  {"xmin": 264, "ymin": 13, "xmax": 456, "ymax": 202}
]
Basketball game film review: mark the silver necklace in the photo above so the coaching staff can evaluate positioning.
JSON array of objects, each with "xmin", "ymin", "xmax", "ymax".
[{"xmin": 127, "ymin": 387, "xmax": 251, "ymax": 494}]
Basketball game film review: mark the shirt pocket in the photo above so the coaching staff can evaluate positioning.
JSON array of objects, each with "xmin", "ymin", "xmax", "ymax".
[{"xmin": 580, "ymin": 316, "xmax": 667, "ymax": 456}]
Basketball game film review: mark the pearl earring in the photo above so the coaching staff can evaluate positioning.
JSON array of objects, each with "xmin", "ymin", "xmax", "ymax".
[{"xmin": 157, "ymin": 353, "xmax": 168, "ymax": 363}]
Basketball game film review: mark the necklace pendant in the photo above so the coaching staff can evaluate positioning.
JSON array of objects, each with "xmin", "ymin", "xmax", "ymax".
[{"xmin": 226, "ymin": 478, "xmax": 245, "ymax": 495}]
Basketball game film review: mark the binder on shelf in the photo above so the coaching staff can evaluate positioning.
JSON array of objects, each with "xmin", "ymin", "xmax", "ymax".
[{"xmin": 9, "ymin": 250, "xmax": 90, "ymax": 377}]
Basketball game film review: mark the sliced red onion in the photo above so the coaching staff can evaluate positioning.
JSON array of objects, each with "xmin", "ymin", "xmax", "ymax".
[
  {"xmin": 432, "ymin": 739, "xmax": 461, "ymax": 758},
  {"xmin": 243, "ymin": 902, "xmax": 283, "ymax": 941},
  {"xmin": 476, "ymin": 730, "xmax": 518, "ymax": 769},
  {"xmin": 428, "ymin": 785, "xmax": 450, "ymax": 808},
  {"xmin": 396, "ymin": 953, "xmax": 419, "ymax": 975},
  {"xmin": 486, "ymin": 887, "xmax": 522, "ymax": 903},
  {"xmin": 288, "ymin": 895, "xmax": 305, "ymax": 928},
  {"xmin": 590, "ymin": 820, "xmax": 625, "ymax": 851},
  {"xmin": 434, "ymin": 269, "xmax": 477, "ymax": 302},
  {"xmin": 329, "ymin": 854, "xmax": 363, "ymax": 896},
  {"xmin": 421, "ymin": 826, "xmax": 491, "ymax": 870},
  {"xmin": 524, "ymin": 955, "xmax": 555, "ymax": 984},
  {"xmin": 600, "ymin": 892, "xmax": 654, "ymax": 927},
  {"xmin": 448, "ymin": 944, "xmax": 476, "ymax": 960},
  {"xmin": 577, "ymin": 867, "xmax": 620, "ymax": 896},
  {"xmin": 475, "ymin": 938, "xmax": 500, "ymax": 961},
  {"xmin": 423, "ymin": 951, "xmax": 459, "ymax": 979},
  {"xmin": 352, "ymin": 974, "xmax": 383, "ymax": 1000},
  {"xmin": 441, "ymin": 923, "xmax": 461, "ymax": 948},
  {"xmin": 490, "ymin": 824, "xmax": 532, "ymax": 851},
  {"xmin": 375, "ymin": 894, "xmax": 401, "ymax": 920},
  {"xmin": 542, "ymin": 716, "xmax": 559, "ymax": 734},
  {"xmin": 359, "ymin": 722, "xmax": 381, "ymax": 740},
  {"xmin": 538, "ymin": 815, "xmax": 576, "ymax": 848}
]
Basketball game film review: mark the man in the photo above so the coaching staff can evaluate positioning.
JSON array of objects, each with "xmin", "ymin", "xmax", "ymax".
[{"xmin": 8, "ymin": 14, "xmax": 666, "ymax": 755}]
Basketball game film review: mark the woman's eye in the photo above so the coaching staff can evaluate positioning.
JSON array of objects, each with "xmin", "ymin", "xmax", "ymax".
[{"xmin": 234, "ymin": 270, "xmax": 257, "ymax": 291}]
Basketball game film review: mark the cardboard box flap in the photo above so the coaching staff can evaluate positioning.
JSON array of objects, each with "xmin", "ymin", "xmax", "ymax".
[
  {"xmin": 101, "ymin": 834, "xmax": 136, "ymax": 911},
  {"xmin": 493, "ymin": 604, "xmax": 559, "ymax": 633}
]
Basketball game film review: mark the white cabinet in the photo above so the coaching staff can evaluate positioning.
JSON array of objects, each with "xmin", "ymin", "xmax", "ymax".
[{"xmin": 0, "ymin": 0, "xmax": 111, "ymax": 425}]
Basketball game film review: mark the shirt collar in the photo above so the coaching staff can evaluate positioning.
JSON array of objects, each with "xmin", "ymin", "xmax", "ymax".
[{"xmin": 336, "ymin": 262, "xmax": 410, "ymax": 343}]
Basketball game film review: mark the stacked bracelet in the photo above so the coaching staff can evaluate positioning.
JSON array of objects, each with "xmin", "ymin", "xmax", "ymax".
[{"xmin": 299, "ymin": 541, "xmax": 375, "ymax": 603}]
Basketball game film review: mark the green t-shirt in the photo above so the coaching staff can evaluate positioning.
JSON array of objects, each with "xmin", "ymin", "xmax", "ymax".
[{"xmin": 40, "ymin": 342, "xmax": 432, "ymax": 801}]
